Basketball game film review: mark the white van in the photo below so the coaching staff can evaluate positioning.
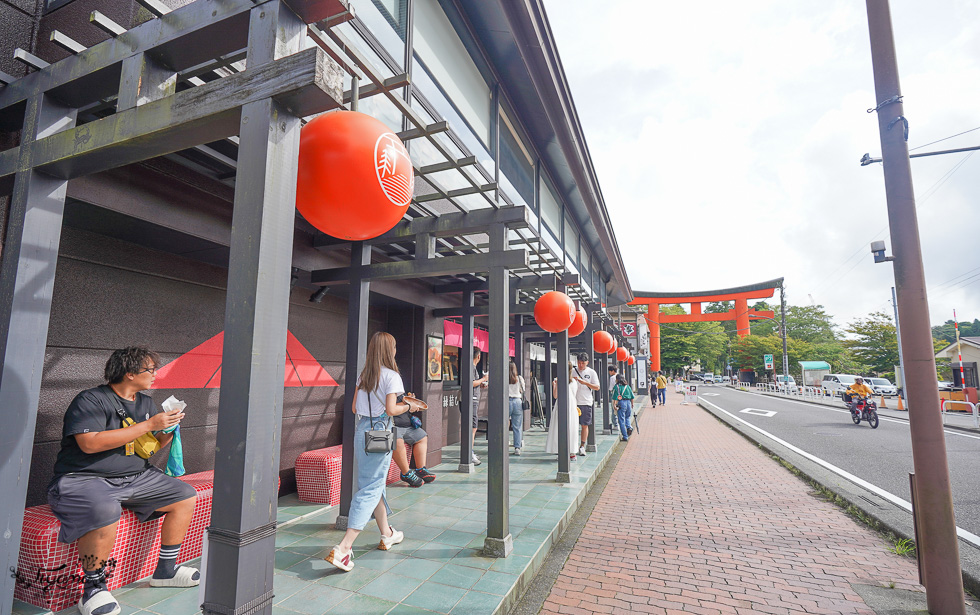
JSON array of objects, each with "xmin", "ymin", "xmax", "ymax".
[
  {"xmin": 821, "ymin": 374, "xmax": 859, "ymax": 398},
  {"xmin": 774, "ymin": 374, "xmax": 797, "ymax": 392}
]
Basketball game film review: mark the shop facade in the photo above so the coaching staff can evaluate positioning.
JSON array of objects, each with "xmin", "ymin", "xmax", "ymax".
[{"xmin": 0, "ymin": 0, "xmax": 633, "ymax": 610}]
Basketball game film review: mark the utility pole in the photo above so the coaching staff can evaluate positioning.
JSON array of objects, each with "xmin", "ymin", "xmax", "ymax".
[{"xmin": 866, "ymin": 2, "xmax": 965, "ymax": 612}]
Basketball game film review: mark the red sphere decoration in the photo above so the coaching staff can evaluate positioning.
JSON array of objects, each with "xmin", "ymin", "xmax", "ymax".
[
  {"xmin": 533, "ymin": 291, "xmax": 576, "ymax": 333},
  {"xmin": 567, "ymin": 306, "xmax": 588, "ymax": 337},
  {"xmin": 616, "ymin": 347, "xmax": 629, "ymax": 362},
  {"xmin": 296, "ymin": 111, "xmax": 414, "ymax": 240},
  {"xmin": 627, "ymin": 355, "xmax": 636, "ymax": 366},
  {"xmin": 593, "ymin": 331, "xmax": 614, "ymax": 353},
  {"xmin": 607, "ymin": 339, "xmax": 618, "ymax": 355}
]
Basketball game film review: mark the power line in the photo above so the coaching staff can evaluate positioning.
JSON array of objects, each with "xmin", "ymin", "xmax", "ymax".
[{"xmin": 910, "ymin": 125, "xmax": 980, "ymax": 152}]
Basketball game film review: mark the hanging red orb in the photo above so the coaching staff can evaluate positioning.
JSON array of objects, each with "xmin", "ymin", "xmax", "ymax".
[
  {"xmin": 627, "ymin": 355, "xmax": 636, "ymax": 366},
  {"xmin": 567, "ymin": 306, "xmax": 588, "ymax": 337},
  {"xmin": 607, "ymin": 339, "xmax": 618, "ymax": 356},
  {"xmin": 296, "ymin": 111, "xmax": 414, "ymax": 240},
  {"xmin": 616, "ymin": 347, "xmax": 629, "ymax": 362},
  {"xmin": 593, "ymin": 330, "xmax": 614, "ymax": 353},
  {"xmin": 534, "ymin": 291, "xmax": 576, "ymax": 333}
]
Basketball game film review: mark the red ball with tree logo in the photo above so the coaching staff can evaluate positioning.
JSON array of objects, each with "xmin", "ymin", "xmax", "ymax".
[{"xmin": 296, "ymin": 111, "xmax": 414, "ymax": 240}]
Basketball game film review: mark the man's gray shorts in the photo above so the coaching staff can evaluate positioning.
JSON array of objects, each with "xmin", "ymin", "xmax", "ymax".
[
  {"xmin": 399, "ymin": 427, "xmax": 427, "ymax": 446},
  {"xmin": 47, "ymin": 467, "xmax": 197, "ymax": 544}
]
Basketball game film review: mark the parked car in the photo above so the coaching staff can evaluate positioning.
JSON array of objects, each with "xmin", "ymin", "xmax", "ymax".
[
  {"xmin": 867, "ymin": 377, "xmax": 897, "ymax": 396},
  {"xmin": 821, "ymin": 374, "xmax": 859, "ymax": 398},
  {"xmin": 774, "ymin": 374, "xmax": 797, "ymax": 392},
  {"xmin": 713, "ymin": 375, "xmax": 724, "ymax": 383},
  {"xmin": 938, "ymin": 380, "xmax": 954, "ymax": 391}
]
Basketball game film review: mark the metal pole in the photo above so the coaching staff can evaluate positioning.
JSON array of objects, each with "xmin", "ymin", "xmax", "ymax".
[
  {"xmin": 458, "ymin": 291, "xmax": 475, "ymax": 472},
  {"xmin": 892, "ymin": 287, "xmax": 907, "ymax": 400},
  {"xmin": 866, "ymin": 2, "xmax": 965, "ymax": 610},
  {"xmin": 954, "ymin": 310, "xmax": 965, "ymax": 388},
  {"xmin": 555, "ymin": 285, "xmax": 570, "ymax": 483},
  {"xmin": 780, "ymin": 286, "xmax": 789, "ymax": 381}
]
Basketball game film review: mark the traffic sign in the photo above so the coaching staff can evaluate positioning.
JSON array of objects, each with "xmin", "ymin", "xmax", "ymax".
[{"xmin": 764, "ymin": 354, "xmax": 774, "ymax": 370}]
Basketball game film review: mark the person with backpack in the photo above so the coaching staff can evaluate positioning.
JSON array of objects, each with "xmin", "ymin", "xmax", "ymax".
[{"xmin": 612, "ymin": 374, "xmax": 635, "ymax": 441}]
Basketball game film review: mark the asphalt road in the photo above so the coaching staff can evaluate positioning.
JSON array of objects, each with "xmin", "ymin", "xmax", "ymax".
[{"xmin": 696, "ymin": 384, "xmax": 980, "ymax": 551}]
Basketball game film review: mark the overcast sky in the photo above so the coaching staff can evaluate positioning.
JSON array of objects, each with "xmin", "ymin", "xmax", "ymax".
[{"xmin": 543, "ymin": 0, "xmax": 980, "ymax": 331}]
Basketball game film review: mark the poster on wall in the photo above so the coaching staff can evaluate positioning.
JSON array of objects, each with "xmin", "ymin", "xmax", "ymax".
[
  {"xmin": 637, "ymin": 358, "xmax": 647, "ymax": 390},
  {"xmin": 426, "ymin": 335, "xmax": 443, "ymax": 382}
]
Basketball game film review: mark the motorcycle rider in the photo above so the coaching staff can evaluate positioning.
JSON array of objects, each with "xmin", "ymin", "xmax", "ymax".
[{"xmin": 845, "ymin": 377, "xmax": 876, "ymax": 418}]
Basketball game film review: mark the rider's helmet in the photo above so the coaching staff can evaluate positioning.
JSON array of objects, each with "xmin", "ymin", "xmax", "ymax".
[{"xmin": 855, "ymin": 377, "xmax": 863, "ymax": 384}]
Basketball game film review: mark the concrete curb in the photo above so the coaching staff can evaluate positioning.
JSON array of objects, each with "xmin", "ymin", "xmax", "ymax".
[{"xmin": 698, "ymin": 398, "xmax": 980, "ymax": 600}]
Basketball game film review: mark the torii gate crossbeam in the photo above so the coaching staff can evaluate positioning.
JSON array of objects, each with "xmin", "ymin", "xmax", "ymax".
[{"xmin": 629, "ymin": 278, "xmax": 783, "ymax": 372}]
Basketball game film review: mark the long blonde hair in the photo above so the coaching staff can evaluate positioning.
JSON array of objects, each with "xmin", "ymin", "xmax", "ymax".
[{"xmin": 358, "ymin": 332, "xmax": 399, "ymax": 393}]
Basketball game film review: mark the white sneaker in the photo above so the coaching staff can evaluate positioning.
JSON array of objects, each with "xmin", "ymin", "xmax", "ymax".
[
  {"xmin": 514, "ymin": 447, "xmax": 522, "ymax": 456},
  {"xmin": 471, "ymin": 453, "xmax": 482, "ymax": 465},
  {"xmin": 578, "ymin": 446, "xmax": 587, "ymax": 457},
  {"xmin": 379, "ymin": 526, "xmax": 404, "ymax": 551},
  {"xmin": 78, "ymin": 590, "xmax": 120, "ymax": 615},
  {"xmin": 325, "ymin": 545, "xmax": 354, "ymax": 571}
]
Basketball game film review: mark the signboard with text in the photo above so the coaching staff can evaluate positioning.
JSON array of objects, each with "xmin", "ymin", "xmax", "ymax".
[
  {"xmin": 684, "ymin": 384, "xmax": 698, "ymax": 404},
  {"xmin": 764, "ymin": 354, "xmax": 774, "ymax": 370},
  {"xmin": 621, "ymin": 323, "xmax": 636, "ymax": 337}
]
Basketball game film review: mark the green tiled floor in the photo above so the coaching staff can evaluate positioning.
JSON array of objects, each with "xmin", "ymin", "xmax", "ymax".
[{"xmin": 14, "ymin": 412, "xmax": 634, "ymax": 615}]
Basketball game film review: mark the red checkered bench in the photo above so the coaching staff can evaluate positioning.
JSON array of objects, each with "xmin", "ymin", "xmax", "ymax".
[
  {"xmin": 295, "ymin": 443, "xmax": 413, "ymax": 505},
  {"xmin": 15, "ymin": 471, "xmax": 215, "ymax": 613}
]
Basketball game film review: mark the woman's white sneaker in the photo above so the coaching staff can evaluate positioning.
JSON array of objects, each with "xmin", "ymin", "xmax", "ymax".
[
  {"xmin": 379, "ymin": 526, "xmax": 404, "ymax": 550},
  {"xmin": 325, "ymin": 546, "xmax": 354, "ymax": 571}
]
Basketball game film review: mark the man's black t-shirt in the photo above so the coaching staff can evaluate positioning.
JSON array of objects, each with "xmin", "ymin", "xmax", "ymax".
[{"xmin": 52, "ymin": 385, "xmax": 162, "ymax": 478}]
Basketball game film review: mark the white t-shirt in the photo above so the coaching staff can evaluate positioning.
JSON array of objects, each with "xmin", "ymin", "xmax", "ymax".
[
  {"xmin": 355, "ymin": 366, "xmax": 405, "ymax": 419},
  {"xmin": 608, "ymin": 374, "xmax": 617, "ymax": 391},
  {"xmin": 572, "ymin": 366, "xmax": 599, "ymax": 406},
  {"xmin": 508, "ymin": 375, "xmax": 525, "ymax": 399}
]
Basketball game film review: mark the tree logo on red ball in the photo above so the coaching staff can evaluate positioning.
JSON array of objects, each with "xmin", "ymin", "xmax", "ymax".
[{"xmin": 375, "ymin": 133, "xmax": 414, "ymax": 207}]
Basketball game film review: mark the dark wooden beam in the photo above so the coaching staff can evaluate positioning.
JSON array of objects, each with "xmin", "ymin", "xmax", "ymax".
[
  {"xmin": 431, "ymin": 302, "xmax": 533, "ymax": 318},
  {"xmin": 310, "ymin": 249, "xmax": 528, "ymax": 285},
  {"xmin": 0, "ymin": 48, "xmax": 343, "ymax": 180},
  {"xmin": 432, "ymin": 272, "xmax": 578, "ymax": 294}
]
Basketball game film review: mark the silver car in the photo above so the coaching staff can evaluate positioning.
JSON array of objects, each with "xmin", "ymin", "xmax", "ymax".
[{"xmin": 868, "ymin": 377, "xmax": 897, "ymax": 396}]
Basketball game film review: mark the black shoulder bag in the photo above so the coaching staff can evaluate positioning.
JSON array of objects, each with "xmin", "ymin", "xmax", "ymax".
[{"xmin": 364, "ymin": 388, "xmax": 396, "ymax": 454}]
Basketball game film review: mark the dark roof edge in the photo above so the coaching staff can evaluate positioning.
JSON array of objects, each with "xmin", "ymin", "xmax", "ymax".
[
  {"xmin": 498, "ymin": 0, "xmax": 633, "ymax": 305},
  {"xmin": 633, "ymin": 278, "xmax": 785, "ymax": 300}
]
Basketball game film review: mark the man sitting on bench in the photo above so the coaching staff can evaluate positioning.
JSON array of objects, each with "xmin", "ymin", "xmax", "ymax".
[{"xmin": 48, "ymin": 347, "xmax": 199, "ymax": 615}]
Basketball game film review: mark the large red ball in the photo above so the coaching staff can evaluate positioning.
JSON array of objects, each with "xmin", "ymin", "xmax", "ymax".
[
  {"xmin": 296, "ymin": 111, "xmax": 414, "ymax": 240},
  {"xmin": 534, "ymin": 291, "xmax": 576, "ymax": 333},
  {"xmin": 627, "ymin": 355, "xmax": 636, "ymax": 366},
  {"xmin": 607, "ymin": 339, "xmax": 618, "ymax": 356},
  {"xmin": 593, "ymin": 331, "xmax": 613, "ymax": 354},
  {"xmin": 568, "ymin": 306, "xmax": 588, "ymax": 337},
  {"xmin": 616, "ymin": 347, "xmax": 629, "ymax": 362}
]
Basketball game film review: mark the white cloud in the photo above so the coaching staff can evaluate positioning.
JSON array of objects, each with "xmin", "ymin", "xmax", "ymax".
[{"xmin": 544, "ymin": 0, "xmax": 980, "ymax": 329}]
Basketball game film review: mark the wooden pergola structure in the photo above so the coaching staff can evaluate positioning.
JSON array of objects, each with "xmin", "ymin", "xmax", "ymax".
[{"xmin": 629, "ymin": 278, "xmax": 783, "ymax": 372}]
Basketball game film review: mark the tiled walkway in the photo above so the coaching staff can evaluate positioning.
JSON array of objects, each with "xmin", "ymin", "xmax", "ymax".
[
  {"xmin": 540, "ymin": 395, "xmax": 923, "ymax": 615},
  {"xmin": 16, "ymin": 411, "xmax": 627, "ymax": 615}
]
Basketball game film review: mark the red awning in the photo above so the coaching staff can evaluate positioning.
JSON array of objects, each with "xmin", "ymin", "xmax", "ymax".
[{"xmin": 444, "ymin": 321, "xmax": 515, "ymax": 356}]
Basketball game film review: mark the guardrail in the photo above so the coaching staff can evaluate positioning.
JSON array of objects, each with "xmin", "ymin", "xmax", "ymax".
[{"xmin": 941, "ymin": 399, "xmax": 980, "ymax": 428}]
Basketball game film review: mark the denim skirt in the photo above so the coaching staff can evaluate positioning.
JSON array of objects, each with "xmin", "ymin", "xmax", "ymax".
[{"xmin": 349, "ymin": 414, "xmax": 393, "ymax": 530}]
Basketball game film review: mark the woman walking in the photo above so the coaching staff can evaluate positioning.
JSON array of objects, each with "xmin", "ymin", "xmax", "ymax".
[
  {"xmin": 612, "ymin": 374, "xmax": 635, "ymax": 441},
  {"xmin": 546, "ymin": 363, "xmax": 579, "ymax": 460},
  {"xmin": 326, "ymin": 332, "xmax": 419, "ymax": 572},
  {"xmin": 508, "ymin": 361, "xmax": 526, "ymax": 456}
]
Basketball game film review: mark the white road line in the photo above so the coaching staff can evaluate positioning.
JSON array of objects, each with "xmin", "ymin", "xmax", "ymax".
[
  {"xmin": 699, "ymin": 397, "xmax": 980, "ymax": 550},
  {"xmin": 720, "ymin": 388, "xmax": 980, "ymax": 440}
]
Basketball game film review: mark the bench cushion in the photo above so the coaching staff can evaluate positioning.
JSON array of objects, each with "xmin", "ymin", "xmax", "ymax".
[{"xmin": 296, "ymin": 443, "xmax": 412, "ymax": 506}]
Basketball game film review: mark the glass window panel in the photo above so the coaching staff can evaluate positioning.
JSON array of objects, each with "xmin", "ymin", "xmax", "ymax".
[
  {"xmin": 336, "ymin": 22, "xmax": 395, "ymax": 80},
  {"xmin": 413, "ymin": 0, "xmax": 491, "ymax": 144},
  {"xmin": 358, "ymin": 90, "xmax": 403, "ymax": 132},
  {"xmin": 539, "ymin": 176, "xmax": 562, "ymax": 237},
  {"xmin": 564, "ymin": 217, "xmax": 579, "ymax": 268},
  {"xmin": 499, "ymin": 110, "xmax": 534, "ymax": 207},
  {"xmin": 349, "ymin": 0, "xmax": 406, "ymax": 67}
]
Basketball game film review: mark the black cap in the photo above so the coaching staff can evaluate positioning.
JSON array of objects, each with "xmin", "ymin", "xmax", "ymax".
[{"xmin": 576, "ymin": 352, "xmax": 590, "ymax": 362}]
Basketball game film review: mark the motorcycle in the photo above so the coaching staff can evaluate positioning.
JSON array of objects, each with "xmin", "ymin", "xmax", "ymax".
[{"xmin": 849, "ymin": 396, "xmax": 879, "ymax": 429}]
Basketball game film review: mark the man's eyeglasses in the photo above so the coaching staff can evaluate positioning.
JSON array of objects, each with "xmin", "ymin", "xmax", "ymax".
[{"xmin": 137, "ymin": 366, "xmax": 158, "ymax": 375}]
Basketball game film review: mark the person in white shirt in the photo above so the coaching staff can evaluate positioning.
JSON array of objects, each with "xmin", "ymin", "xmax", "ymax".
[
  {"xmin": 507, "ymin": 361, "xmax": 526, "ymax": 455},
  {"xmin": 571, "ymin": 352, "xmax": 600, "ymax": 457},
  {"xmin": 547, "ymin": 363, "xmax": 579, "ymax": 459}
]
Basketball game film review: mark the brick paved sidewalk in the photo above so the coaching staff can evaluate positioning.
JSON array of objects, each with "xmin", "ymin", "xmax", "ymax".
[{"xmin": 541, "ymin": 396, "xmax": 923, "ymax": 615}]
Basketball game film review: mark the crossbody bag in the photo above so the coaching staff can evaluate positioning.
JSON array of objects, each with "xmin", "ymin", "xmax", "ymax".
[
  {"xmin": 95, "ymin": 386, "xmax": 161, "ymax": 459},
  {"xmin": 364, "ymin": 388, "xmax": 396, "ymax": 454}
]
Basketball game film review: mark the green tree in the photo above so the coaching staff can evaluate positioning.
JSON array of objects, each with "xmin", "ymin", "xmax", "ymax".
[
  {"xmin": 658, "ymin": 305, "xmax": 729, "ymax": 374},
  {"xmin": 785, "ymin": 305, "xmax": 837, "ymax": 344},
  {"xmin": 843, "ymin": 311, "xmax": 899, "ymax": 376}
]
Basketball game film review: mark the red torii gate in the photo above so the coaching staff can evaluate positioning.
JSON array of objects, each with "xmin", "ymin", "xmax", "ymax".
[{"xmin": 629, "ymin": 278, "xmax": 783, "ymax": 372}]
